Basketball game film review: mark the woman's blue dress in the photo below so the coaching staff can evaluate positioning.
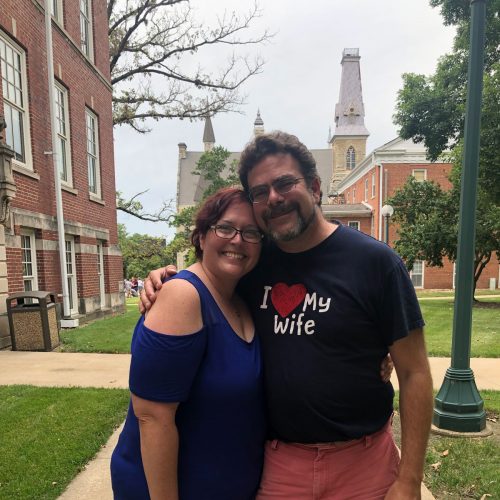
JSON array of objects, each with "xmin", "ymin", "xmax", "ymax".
[{"xmin": 111, "ymin": 270, "xmax": 266, "ymax": 499}]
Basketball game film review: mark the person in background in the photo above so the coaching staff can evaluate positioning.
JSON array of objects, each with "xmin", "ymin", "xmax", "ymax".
[
  {"xmin": 111, "ymin": 187, "xmax": 266, "ymax": 500},
  {"xmin": 142, "ymin": 131, "xmax": 433, "ymax": 499}
]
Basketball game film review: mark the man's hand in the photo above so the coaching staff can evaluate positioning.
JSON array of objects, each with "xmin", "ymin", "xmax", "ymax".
[
  {"xmin": 380, "ymin": 353, "xmax": 394, "ymax": 383},
  {"xmin": 139, "ymin": 265, "xmax": 178, "ymax": 314},
  {"xmin": 384, "ymin": 477, "xmax": 421, "ymax": 499}
]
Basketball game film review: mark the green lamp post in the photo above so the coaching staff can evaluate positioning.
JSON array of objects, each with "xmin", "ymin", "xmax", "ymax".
[{"xmin": 433, "ymin": 0, "xmax": 487, "ymax": 432}]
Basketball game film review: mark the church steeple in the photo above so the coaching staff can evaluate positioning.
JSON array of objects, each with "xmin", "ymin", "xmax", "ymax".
[
  {"xmin": 333, "ymin": 48, "xmax": 369, "ymax": 137},
  {"xmin": 203, "ymin": 115, "xmax": 215, "ymax": 152},
  {"xmin": 253, "ymin": 109, "xmax": 264, "ymax": 136},
  {"xmin": 329, "ymin": 48, "xmax": 370, "ymax": 201}
]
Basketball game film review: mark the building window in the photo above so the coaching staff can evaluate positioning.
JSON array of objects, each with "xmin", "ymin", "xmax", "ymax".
[
  {"xmin": 346, "ymin": 191, "xmax": 350, "ymax": 203},
  {"xmin": 364, "ymin": 179, "xmax": 368, "ymax": 201},
  {"xmin": 348, "ymin": 221, "xmax": 360, "ymax": 230},
  {"xmin": 54, "ymin": 83, "xmax": 72, "ymax": 185},
  {"xmin": 410, "ymin": 260, "xmax": 424, "ymax": 288},
  {"xmin": 80, "ymin": 0, "xmax": 93, "ymax": 59},
  {"xmin": 86, "ymin": 109, "xmax": 101, "ymax": 196},
  {"xmin": 51, "ymin": 0, "xmax": 63, "ymax": 23},
  {"xmin": 0, "ymin": 34, "xmax": 32, "ymax": 167},
  {"xmin": 412, "ymin": 169, "xmax": 427, "ymax": 182},
  {"xmin": 65, "ymin": 237, "xmax": 78, "ymax": 314},
  {"xmin": 21, "ymin": 231, "xmax": 38, "ymax": 293},
  {"xmin": 97, "ymin": 241, "xmax": 106, "ymax": 307},
  {"xmin": 346, "ymin": 146, "xmax": 356, "ymax": 169},
  {"xmin": 371, "ymin": 172, "xmax": 376, "ymax": 198},
  {"xmin": 352, "ymin": 186, "xmax": 356, "ymax": 203}
]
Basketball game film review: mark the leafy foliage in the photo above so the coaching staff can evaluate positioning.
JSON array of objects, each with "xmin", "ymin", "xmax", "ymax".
[
  {"xmin": 390, "ymin": 1, "xmax": 500, "ymax": 292},
  {"xmin": 108, "ymin": 0, "xmax": 271, "ymax": 133},
  {"xmin": 118, "ymin": 223, "xmax": 176, "ymax": 278},
  {"xmin": 168, "ymin": 145, "xmax": 240, "ymax": 265}
]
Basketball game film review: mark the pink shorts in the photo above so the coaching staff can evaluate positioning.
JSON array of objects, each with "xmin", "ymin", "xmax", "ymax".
[{"xmin": 256, "ymin": 418, "xmax": 400, "ymax": 500}]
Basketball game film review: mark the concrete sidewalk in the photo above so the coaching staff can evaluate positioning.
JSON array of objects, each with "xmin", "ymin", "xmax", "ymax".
[
  {"xmin": 1, "ymin": 350, "xmax": 499, "ymax": 390},
  {"xmin": 2, "ymin": 351, "xmax": 499, "ymax": 500}
]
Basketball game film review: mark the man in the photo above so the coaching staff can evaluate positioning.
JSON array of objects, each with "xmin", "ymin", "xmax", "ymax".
[{"xmin": 142, "ymin": 131, "xmax": 433, "ymax": 499}]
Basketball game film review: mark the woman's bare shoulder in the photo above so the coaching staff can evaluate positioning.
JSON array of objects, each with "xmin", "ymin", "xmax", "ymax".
[{"xmin": 144, "ymin": 278, "xmax": 203, "ymax": 335}]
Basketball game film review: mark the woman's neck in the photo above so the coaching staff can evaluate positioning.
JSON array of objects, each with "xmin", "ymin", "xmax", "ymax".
[{"xmin": 190, "ymin": 262, "xmax": 237, "ymax": 301}]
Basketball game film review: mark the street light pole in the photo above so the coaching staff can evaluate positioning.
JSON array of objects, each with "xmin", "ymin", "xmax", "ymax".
[
  {"xmin": 433, "ymin": 0, "xmax": 487, "ymax": 432},
  {"xmin": 380, "ymin": 204, "xmax": 394, "ymax": 244}
]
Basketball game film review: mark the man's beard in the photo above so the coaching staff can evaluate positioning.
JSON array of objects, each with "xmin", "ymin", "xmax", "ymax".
[{"xmin": 263, "ymin": 202, "xmax": 317, "ymax": 242}]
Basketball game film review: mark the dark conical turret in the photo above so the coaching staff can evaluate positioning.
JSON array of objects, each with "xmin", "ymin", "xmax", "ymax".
[{"xmin": 203, "ymin": 116, "xmax": 215, "ymax": 151}]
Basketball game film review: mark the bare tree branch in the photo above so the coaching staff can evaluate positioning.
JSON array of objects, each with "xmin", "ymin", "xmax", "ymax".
[
  {"xmin": 108, "ymin": 0, "xmax": 273, "ymax": 131},
  {"xmin": 116, "ymin": 190, "xmax": 175, "ymax": 222}
]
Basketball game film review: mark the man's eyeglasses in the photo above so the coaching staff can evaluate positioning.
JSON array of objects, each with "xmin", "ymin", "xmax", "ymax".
[
  {"xmin": 248, "ymin": 176, "xmax": 305, "ymax": 204},
  {"xmin": 210, "ymin": 224, "xmax": 264, "ymax": 244}
]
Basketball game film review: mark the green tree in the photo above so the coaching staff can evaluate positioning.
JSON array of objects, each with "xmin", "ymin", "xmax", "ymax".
[
  {"xmin": 168, "ymin": 145, "xmax": 240, "ymax": 266},
  {"xmin": 390, "ymin": 0, "xmax": 500, "ymax": 293},
  {"xmin": 118, "ymin": 223, "xmax": 176, "ymax": 278}
]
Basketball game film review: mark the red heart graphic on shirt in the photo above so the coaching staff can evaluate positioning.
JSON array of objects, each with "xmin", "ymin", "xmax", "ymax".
[{"xmin": 271, "ymin": 283, "xmax": 307, "ymax": 318}]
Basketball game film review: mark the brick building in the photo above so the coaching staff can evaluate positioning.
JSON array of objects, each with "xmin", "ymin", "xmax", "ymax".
[
  {"xmin": 0, "ymin": 0, "xmax": 124, "ymax": 347},
  {"xmin": 175, "ymin": 48, "xmax": 499, "ymax": 290}
]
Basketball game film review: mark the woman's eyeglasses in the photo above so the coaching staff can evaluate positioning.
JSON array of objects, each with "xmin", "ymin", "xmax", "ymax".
[{"xmin": 210, "ymin": 224, "xmax": 263, "ymax": 244}]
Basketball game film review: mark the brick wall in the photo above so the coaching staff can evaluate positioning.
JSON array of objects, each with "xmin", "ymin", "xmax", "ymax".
[
  {"xmin": 339, "ymin": 161, "xmax": 499, "ymax": 289},
  {"xmin": 1, "ymin": 0, "xmax": 123, "ymax": 318}
]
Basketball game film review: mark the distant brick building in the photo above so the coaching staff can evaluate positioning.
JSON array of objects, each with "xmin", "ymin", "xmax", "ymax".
[
  {"xmin": 175, "ymin": 48, "xmax": 499, "ymax": 290},
  {"xmin": 0, "ymin": 0, "xmax": 124, "ymax": 347}
]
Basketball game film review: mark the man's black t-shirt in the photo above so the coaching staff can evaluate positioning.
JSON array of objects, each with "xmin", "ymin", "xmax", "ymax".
[{"xmin": 240, "ymin": 223, "xmax": 424, "ymax": 443}]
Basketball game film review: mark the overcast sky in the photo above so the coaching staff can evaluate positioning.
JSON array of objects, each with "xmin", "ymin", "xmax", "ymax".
[{"xmin": 114, "ymin": 0, "xmax": 456, "ymax": 240}]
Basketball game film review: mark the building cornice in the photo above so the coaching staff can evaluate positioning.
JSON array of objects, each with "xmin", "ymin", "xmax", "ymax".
[{"xmin": 336, "ymin": 138, "xmax": 439, "ymax": 191}]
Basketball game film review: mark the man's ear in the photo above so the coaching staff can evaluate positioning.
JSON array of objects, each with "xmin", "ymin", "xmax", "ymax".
[{"xmin": 311, "ymin": 177, "xmax": 321, "ymax": 204}]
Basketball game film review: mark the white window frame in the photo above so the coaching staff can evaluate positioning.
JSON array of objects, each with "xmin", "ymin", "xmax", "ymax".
[
  {"xmin": 348, "ymin": 221, "xmax": 360, "ymax": 231},
  {"xmin": 54, "ymin": 82, "xmax": 73, "ymax": 186},
  {"xmin": 352, "ymin": 186, "xmax": 356, "ymax": 203},
  {"xmin": 97, "ymin": 241, "xmax": 106, "ymax": 307},
  {"xmin": 0, "ymin": 33, "xmax": 33, "ymax": 169},
  {"xmin": 410, "ymin": 260, "xmax": 425, "ymax": 289},
  {"xmin": 346, "ymin": 191, "xmax": 350, "ymax": 203},
  {"xmin": 346, "ymin": 146, "xmax": 356, "ymax": 169},
  {"xmin": 364, "ymin": 178, "xmax": 368, "ymax": 201},
  {"xmin": 371, "ymin": 172, "xmax": 376, "ymax": 198},
  {"xmin": 21, "ymin": 230, "xmax": 38, "ymax": 293},
  {"xmin": 65, "ymin": 236, "xmax": 79, "ymax": 315},
  {"xmin": 412, "ymin": 168, "xmax": 427, "ymax": 182},
  {"xmin": 80, "ymin": 0, "xmax": 94, "ymax": 60},
  {"xmin": 86, "ymin": 108, "xmax": 101, "ymax": 197},
  {"xmin": 51, "ymin": 0, "xmax": 64, "ymax": 23}
]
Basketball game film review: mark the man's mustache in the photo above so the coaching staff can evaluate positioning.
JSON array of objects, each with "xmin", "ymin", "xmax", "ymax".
[{"xmin": 263, "ymin": 203, "xmax": 297, "ymax": 221}]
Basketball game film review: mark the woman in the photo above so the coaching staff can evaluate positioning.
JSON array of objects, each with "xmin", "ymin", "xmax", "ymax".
[{"xmin": 111, "ymin": 187, "xmax": 266, "ymax": 500}]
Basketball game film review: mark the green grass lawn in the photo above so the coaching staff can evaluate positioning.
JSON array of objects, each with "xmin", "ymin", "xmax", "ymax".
[
  {"xmin": 391, "ymin": 390, "xmax": 500, "ymax": 499},
  {"xmin": 1, "ymin": 385, "xmax": 496, "ymax": 500},
  {"xmin": 61, "ymin": 296, "xmax": 500, "ymax": 358},
  {"xmin": 420, "ymin": 298, "xmax": 500, "ymax": 357},
  {"xmin": 424, "ymin": 389, "xmax": 500, "ymax": 499},
  {"xmin": 416, "ymin": 289, "xmax": 500, "ymax": 298},
  {"xmin": 60, "ymin": 299, "xmax": 139, "ymax": 353},
  {"xmin": 0, "ymin": 385, "xmax": 129, "ymax": 500}
]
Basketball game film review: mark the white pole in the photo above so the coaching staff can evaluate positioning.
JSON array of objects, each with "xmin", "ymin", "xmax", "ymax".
[{"xmin": 44, "ymin": 0, "xmax": 70, "ymax": 317}]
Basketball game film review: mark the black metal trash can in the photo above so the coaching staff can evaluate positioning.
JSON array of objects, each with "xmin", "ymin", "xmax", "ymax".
[{"xmin": 7, "ymin": 291, "xmax": 60, "ymax": 351}]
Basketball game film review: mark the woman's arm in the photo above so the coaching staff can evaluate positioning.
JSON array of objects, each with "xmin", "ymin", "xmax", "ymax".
[
  {"xmin": 131, "ymin": 277, "xmax": 204, "ymax": 499},
  {"xmin": 132, "ymin": 395, "xmax": 179, "ymax": 500}
]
